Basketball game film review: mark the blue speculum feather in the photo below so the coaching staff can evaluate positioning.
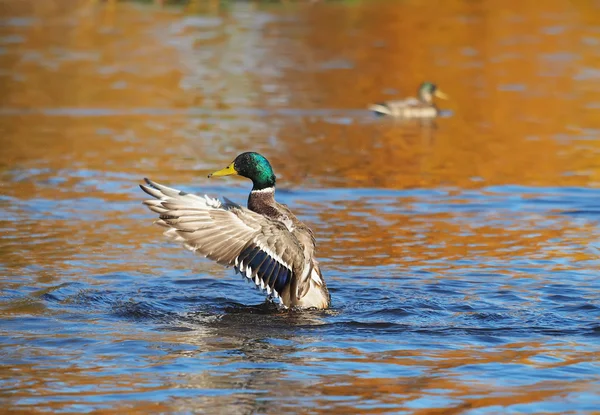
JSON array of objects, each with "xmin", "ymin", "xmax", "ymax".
[
  {"xmin": 269, "ymin": 264, "xmax": 285, "ymax": 293},
  {"xmin": 249, "ymin": 250, "xmax": 268, "ymax": 271},
  {"xmin": 237, "ymin": 243, "xmax": 291, "ymax": 294},
  {"xmin": 263, "ymin": 263, "xmax": 278, "ymax": 288},
  {"xmin": 262, "ymin": 262, "xmax": 275, "ymax": 287},
  {"xmin": 274, "ymin": 267, "xmax": 290, "ymax": 294},
  {"xmin": 238, "ymin": 246, "xmax": 258, "ymax": 266},
  {"xmin": 261, "ymin": 259, "xmax": 277, "ymax": 286},
  {"xmin": 244, "ymin": 247, "xmax": 263, "ymax": 270}
]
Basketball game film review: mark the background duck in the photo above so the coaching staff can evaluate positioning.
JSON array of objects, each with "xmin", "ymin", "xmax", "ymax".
[
  {"xmin": 369, "ymin": 81, "xmax": 448, "ymax": 118},
  {"xmin": 140, "ymin": 152, "xmax": 330, "ymax": 310}
]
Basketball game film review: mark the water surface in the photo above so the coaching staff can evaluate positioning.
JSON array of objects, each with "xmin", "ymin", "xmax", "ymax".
[{"xmin": 1, "ymin": 0, "xmax": 600, "ymax": 413}]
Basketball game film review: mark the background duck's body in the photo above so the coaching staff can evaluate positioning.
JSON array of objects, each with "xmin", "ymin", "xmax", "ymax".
[
  {"xmin": 140, "ymin": 152, "xmax": 330, "ymax": 310},
  {"xmin": 369, "ymin": 82, "xmax": 448, "ymax": 118}
]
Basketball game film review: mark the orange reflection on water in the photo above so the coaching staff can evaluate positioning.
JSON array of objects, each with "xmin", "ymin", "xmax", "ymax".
[
  {"xmin": 2, "ymin": 335, "xmax": 595, "ymax": 414},
  {"xmin": 1, "ymin": 0, "xmax": 600, "ymax": 414}
]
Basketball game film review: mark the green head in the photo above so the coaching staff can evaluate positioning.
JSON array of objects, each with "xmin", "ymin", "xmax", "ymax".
[
  {"xmin": 208, "ymin": 152, "xmax": 276, "ymax": 190},
  {"xmin": 418, "ymin": 82, "xmax": 449, "ymax": 103}
]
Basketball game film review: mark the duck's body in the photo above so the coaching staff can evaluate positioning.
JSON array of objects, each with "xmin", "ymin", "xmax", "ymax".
[
  {"xmin": 369, "ymin": 82, "xmax": 448, "ymax": 118},
  {"xmin": 140, "ymin": 152, "xmax": 330, "ymax": 310},
  {"xmin": 369, "ymin": 98, "xmax": 440, "ymax": 118}
]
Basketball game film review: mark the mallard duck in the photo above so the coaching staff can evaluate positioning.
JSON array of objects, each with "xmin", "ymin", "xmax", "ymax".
[
  {"xmin": 140, "ymin": 152, "xmax": 330, "ymax": 310},
  {"xmin": 369, "ymin": 81, "xmax": 449, "ymax": 118}
]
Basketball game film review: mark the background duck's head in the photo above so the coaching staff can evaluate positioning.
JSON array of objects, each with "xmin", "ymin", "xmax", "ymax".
[
  {"xmin": 208, "ymin": 152, "xmax": 276, "ymax": 190},
  {"xmin": 418, "ymin": 82, "xmax": 449, "ymax": 104}
]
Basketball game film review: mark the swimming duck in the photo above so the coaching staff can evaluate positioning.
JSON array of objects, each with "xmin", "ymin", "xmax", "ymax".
[
  {"xmin": 140, "ymin": 152, "xmax": 330, "ymax": 310},
  {"xmin": 369, "ymin": 82, "xmax": 448, "ymax": 118}
]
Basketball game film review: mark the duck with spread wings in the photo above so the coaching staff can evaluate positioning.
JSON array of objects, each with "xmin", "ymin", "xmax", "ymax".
[{"xmin": 140, "ymin": 152, "xmax": 330, "ymax": 310}]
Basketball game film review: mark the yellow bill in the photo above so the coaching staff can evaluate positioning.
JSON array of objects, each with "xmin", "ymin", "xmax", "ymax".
[
  {"xmin": 434, "ymin": 89, "xmax": 449, "ymax": 100},
  {"xmin": 208, "ymin": 162, "xmax": 237, "ymax": 178}
]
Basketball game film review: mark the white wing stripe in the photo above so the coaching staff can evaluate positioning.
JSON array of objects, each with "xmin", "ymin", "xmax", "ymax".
[{"xmin": 254, "ymin": 239, "xmax": 292, "ymax": 271}]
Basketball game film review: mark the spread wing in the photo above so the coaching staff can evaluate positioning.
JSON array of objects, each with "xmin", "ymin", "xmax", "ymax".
[{"xmin": 140, "ymin": 178, "xmax": 306, "ymax": 302}]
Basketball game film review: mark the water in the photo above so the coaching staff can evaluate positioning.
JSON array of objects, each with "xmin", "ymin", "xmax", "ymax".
[{"xmin": 1, "ymin": 0, "xmax": 600, "ymax": 413}]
